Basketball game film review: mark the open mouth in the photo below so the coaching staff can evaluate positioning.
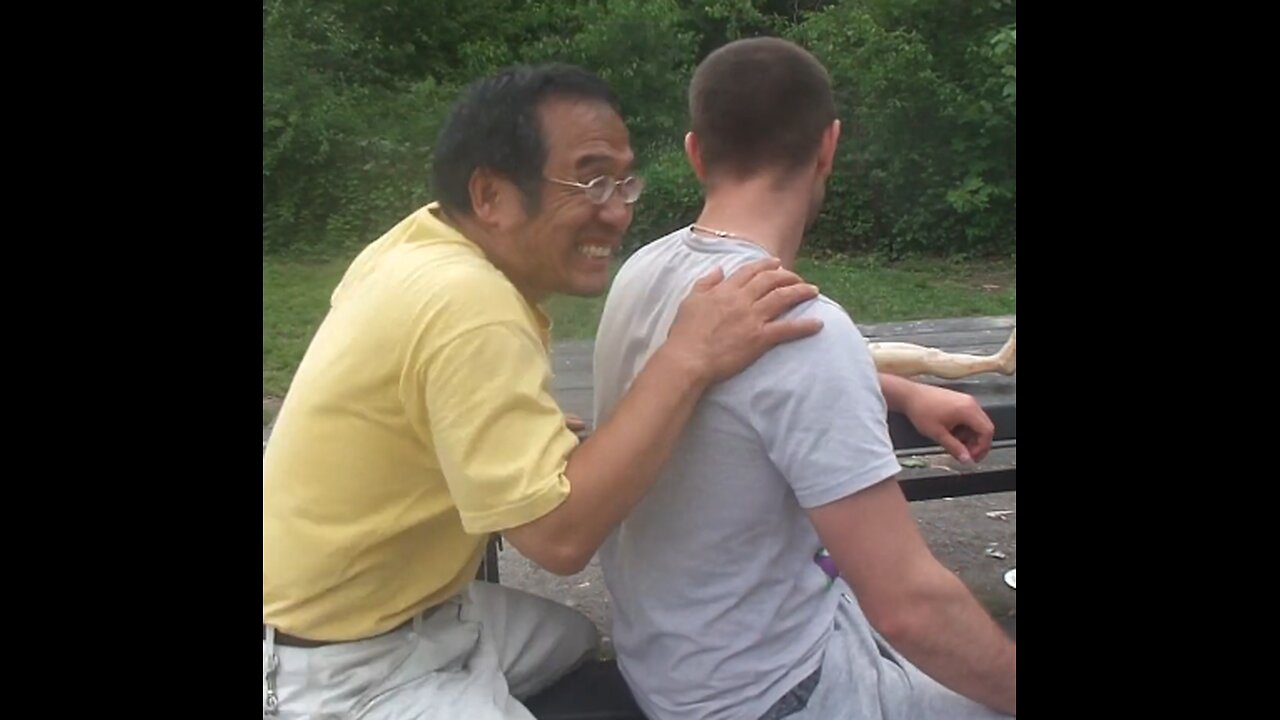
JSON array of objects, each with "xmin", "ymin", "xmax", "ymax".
[{"xmin": 576, "ymin": 244, "xmax": 613, "ymax": 259}]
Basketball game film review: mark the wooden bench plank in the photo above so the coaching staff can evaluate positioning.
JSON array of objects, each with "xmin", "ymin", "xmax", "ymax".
[
  {"xmin": 896, "ymin": 444, "xmax": 1016, "ymax": 501},
  {"xmin": 864, "ymin": 329, "xmax": 1013, "ymax": 351},
  {"xmin": 859, "ymin": 315, "xmax": 1015, "ymax": 338}
]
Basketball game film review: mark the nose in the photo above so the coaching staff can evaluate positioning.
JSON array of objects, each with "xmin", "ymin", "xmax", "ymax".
[{"xmin": 597, "ymin": 191, "xmax": 633, "ymax": 232}]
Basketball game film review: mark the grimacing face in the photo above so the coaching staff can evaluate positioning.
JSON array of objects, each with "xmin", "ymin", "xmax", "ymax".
[{"xmin": 508, "ymin": 97, "xmax": 636, "ymax": 301}]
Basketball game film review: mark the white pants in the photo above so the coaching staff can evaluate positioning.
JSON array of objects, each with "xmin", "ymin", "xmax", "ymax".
[{"xmin": 262, "ymin": 581, "xmax": 600, "ymax": 719}]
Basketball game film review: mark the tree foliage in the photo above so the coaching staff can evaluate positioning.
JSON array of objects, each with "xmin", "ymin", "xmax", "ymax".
[{"xmin": 263, "ymin": 0, "xmax": 1016, "ymax": 257}]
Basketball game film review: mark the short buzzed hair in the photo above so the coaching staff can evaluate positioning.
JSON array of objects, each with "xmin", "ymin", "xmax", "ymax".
[{"xmin": 689, "ymin": 37, "xmax": 836, "ymax": 180}]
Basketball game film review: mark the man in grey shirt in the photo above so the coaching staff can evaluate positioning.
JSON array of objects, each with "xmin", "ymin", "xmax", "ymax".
[{"xmin": 593, "ymin": 38, "xmax": 1016, "ymax": 720}]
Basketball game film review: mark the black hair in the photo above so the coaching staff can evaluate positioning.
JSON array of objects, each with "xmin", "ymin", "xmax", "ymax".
[{"xmin": 431, "ymin": 63, "xmax": 622, "ymax": 215}]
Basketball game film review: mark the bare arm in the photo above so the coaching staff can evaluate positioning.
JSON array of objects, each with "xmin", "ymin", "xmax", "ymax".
[
  {"xmin": 807, "ymin": 479, "xmax": 1016, "ymax": 715},
  {"xmin": 504, "ymin": 258, "xmax": 822, "ymax": 574},
  {"xmin": 505, "ymin": 347, "xmax": 706, "ymax": 574},
  {"xmin": 877, "ymin": 373, "xmax": 994, "ymax": 463}
]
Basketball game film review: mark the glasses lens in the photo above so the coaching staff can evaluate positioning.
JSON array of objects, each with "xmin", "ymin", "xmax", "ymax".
[
  {"xmin": 621, "ymin": 176, "xmax": 644, "ymax": 204},
  {"xmin": 584, "ymin": 176, "xmax": 612, "ymax": 204}
]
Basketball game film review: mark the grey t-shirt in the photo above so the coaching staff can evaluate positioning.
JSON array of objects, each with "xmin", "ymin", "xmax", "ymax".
[{"xmin": 593, "ymin": 227, "xmax": 903, "ymax": 720}]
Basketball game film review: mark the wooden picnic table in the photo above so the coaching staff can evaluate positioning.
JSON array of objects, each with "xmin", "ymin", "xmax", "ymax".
[
  {"xmin": 549, "ymin": 313, "xmax": 1017, "ymax": 502},
  {"xmin": 860, "ymin": 314, "xmax": 1016, "ymax": 501}
]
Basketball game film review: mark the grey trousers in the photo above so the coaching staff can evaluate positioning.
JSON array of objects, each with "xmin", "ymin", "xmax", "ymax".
[
  {"xmin": 262, "ymin": 581, "xmax": 600, "ymax": 719},
  {"xmin": 778, "ymin": 581, "xmax": 1014, "ymax": 720}
]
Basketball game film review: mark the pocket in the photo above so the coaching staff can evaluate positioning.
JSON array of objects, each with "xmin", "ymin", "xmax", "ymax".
[
  {"xmin": 351, "ymin": 616, "xmax": 483, "ymax": 715},
  {"xmin": 758, "ymin": 666, "xmax": 822, "ymax": 720},
  {"xmin": 418, "ymin": 609, "xmax": 483, "ymax": 673}
]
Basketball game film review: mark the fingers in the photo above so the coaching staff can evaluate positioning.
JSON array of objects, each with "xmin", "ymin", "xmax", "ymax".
[
  {"xmin": 936, "ymin": 431, "xmax": 972, "ymax": 464},
  {"xmin": 692, "ymin": 265, "xmax": 725, "ymax": 292},
  {"xmin": 960, "ymin": 403, "xmax": 995, "ymax": 460},
  {"xmin": 761, "ymin": 316, "xmax": 824, "ymax": 346},
  {"xmin": 722, "ymin": 257, "xmax": 783, "ymax": 289},
  {"xmin": 967, "ymin": 401, "xmax": 995, "ymax": 433},
  {"xmin": 955, "ymin": 425, "xmax": 991, "ymax": 463},
  {"xmin": 754, "ymin": 281, "xmax": 820, "ymax": 320},
  {"xmin": 741, "ymin": 267, "xmax": 808, "ymax": 303},
  {"xmin": 972, "ymin": 433, "xmax": 993, "ymax": 462}
]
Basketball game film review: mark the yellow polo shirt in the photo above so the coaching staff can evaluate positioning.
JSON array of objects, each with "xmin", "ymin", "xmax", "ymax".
[{"xmin": 263, "ymin": 202, "xmax": 578, "ymax": 641}]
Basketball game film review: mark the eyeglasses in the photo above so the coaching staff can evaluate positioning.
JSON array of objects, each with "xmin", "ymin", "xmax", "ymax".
[{"xmin": 546, "ymin": 175, "xmax": 645, "ymax": 205}]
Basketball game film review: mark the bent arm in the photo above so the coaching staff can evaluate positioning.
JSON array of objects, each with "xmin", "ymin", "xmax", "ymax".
[
  {"xmin": 427, "ymin": 324, "xmax": 709, "ymax": 576},
  {"xmin": 876, "ymin": 373, "xmax": 995, "ymax": 463},
  {"xmin": 503, "ymin": 347, "xmax": 708, "ymax": 574},
  {"xmin": 807, "ymin": 480, "xmax": 1016, "ymax": 716},
  {"xmin": 504, "ymin": 259, "xmax": 821, "ymax": 574}
]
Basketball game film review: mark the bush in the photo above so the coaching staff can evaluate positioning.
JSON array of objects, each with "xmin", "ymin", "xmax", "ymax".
[
  {"xmin": 263, "ymin": 0, "xmax": 1016, "ymax": 258},
  {"xmin": 518, "ymin": 0, "xmax": 697, "ymax": 156},
  {"xmin": 791, "ymin": 0, "xmax": 1015, "ymax": 256},
  {"xmin": 263, "ymin": 1, "xmax": 457, "ymax": 252},
  {"xmin": 627, "ymin": 146, "xmax": 703, "ymax": 251}
]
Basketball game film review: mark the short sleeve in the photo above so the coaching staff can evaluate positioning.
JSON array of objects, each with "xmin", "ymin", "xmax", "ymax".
[
  {"xmin": 420, "ymin": 320, "xmax": 578, "ymax": 533},
  {"xmin": 748, "ymin": 299, "xmax": 902, "ymax": 508}
]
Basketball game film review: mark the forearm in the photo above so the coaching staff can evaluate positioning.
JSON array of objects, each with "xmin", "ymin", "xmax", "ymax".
[
  {"xmin": 877, "ymin": 372, "xmax": 920, "ymax": 413},
  {"xmin": 545, "ymin": 347, "xmax": 710, "ymax": 569},
  {"xmin": 878, "ymin": 564, "xmax": 1017, "ymax": 715}
]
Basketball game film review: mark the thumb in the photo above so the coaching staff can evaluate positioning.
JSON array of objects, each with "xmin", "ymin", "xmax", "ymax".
[
  {"xmin": 692, "ymin": 265, "xmax": 725, "ymax": 292},
  {"xmin": 936, "ymin": 431, "xmax": 972, "ymax": 464}
]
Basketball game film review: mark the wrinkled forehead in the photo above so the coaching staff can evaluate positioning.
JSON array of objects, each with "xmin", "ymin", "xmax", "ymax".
[{"xmin": 536, "ymin": 97, "xmax": 634, "ymax": 175}]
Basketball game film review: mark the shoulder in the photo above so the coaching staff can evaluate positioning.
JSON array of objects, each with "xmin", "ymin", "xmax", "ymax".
[
  {"xmin": 776, "ymin": 295, "xmax": 867, "ymax": 354},
  {"xmin": 721, "ymin": 294, "xmax": 877, "ymax": 399},
  {"xmin": 611, "ymin": 228, "xmax": 690, "ymax": 288},
  {"xmin": 394, "ymin": 250, "xmax": 536, "ymax": 334},
  {"xmin": 358, "ymin": 247, "xmax": 548, "ymax": 379}
]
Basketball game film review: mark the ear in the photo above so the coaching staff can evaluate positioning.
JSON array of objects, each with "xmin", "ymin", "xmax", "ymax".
[
  {"xmin": 816, "ymin": 119, "xmax": 841, "ymax": 177},
  {"xmin": 468, "ymin": 168, "xmax": 525, "ymax": 229},
  {"xmin": 684, "ymin": 131, "xmax": 707, "ymax": 182}
]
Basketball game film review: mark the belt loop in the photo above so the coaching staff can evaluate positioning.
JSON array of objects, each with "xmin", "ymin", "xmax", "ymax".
[
  {"xmin": 263, "ymin": 626, "xmax": 279, "ymax": 716},
  {"xmin": 412, "ymin": 612, "xmax": 424, "ymax": 635}
]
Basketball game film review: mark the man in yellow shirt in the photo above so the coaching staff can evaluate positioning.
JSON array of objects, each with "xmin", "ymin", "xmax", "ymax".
[{"xmin": 263, "ymin": 63, "xmax": 827, "ymax": 718}]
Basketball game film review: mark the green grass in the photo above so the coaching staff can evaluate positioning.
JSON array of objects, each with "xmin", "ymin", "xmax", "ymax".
[
  {"xmin": 544, "ymin": 291, "xmax": 611, "ymax": 340},
  {"xmin": 263, "ymin": 255, "xmax": 354, "ymax": 397},
  {"xmin": 264, "ymin": 252, "xmax": 1014, "ymax": 398},
  {"xmin": 793, "ymin": 255, "xmax": 1016, "ymax": 322},
  {"xmin": 544, "ymin": 254, "xmax": 1015, "ymax": 338}
]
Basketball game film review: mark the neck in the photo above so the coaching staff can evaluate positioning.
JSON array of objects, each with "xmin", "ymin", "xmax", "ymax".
[
  {"xmin": 692, "ymin": 175, "xmax": 810, "ymax": 269},
  {"xmin": 437, "ymin": 206, "xmax": 546, "ymax": 305}
]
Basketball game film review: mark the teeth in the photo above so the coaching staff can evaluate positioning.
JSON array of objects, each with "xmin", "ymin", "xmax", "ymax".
[{"xmin": 577, "ymin": 245, "xmax": 612, "ymax": 259}]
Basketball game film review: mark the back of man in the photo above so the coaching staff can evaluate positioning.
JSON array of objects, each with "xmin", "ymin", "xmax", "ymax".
[
  {"xmin": 594, "ymin": 227, "xmax": 902, "ymax": 720},
  {"xmin": 593, "ymin": 36, "xmax": 1014, "ymax": 720}
]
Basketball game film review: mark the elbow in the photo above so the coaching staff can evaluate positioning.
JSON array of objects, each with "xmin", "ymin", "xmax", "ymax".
[
  {"xmin": 537, "ymin": 544, "xmax": 592, "ymax": 576},
  {"xmin": 500, "ymin": 503, "xmax": 598, "ymax": 576},
  {"xmin": 860, "ymin": 580, "xmax": 935, "ymax": 648},
  {"xmin": 861, "ymin": 568, "xmax": 958, "ymax": 648},
  {"xmin": 521, "ymin": 538, "xmax": 592, "ymax": 576},
  {"xmin": 866, "ymin": 602, "xmax": 924, "ymax": 648}
]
